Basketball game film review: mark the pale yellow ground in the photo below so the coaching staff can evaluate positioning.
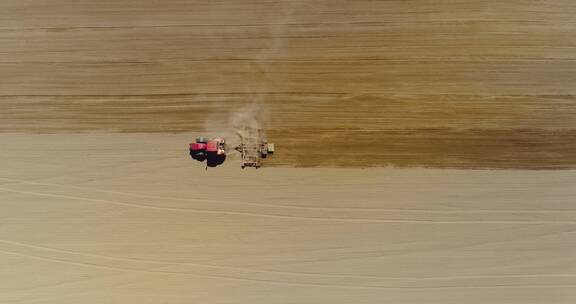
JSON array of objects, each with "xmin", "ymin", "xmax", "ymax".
[{"xmin": 1, "ymin": 133, "xmax": 575, "ymax": 303}]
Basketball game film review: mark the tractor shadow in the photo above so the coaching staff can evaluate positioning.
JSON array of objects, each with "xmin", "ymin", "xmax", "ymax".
[
  {"xmin": 190, "ymin": 151, "xmax": 226, "ymax": 168},
  {"xmin": 189, "ymin": 151, "xmax": 206, "ymax": 162},
  {"xmin": 207, "ymin": 154, "xmax": 226, "ymax": 167}
]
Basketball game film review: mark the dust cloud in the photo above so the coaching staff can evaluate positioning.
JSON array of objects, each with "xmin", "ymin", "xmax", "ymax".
[
  {"xmin": 202, "ymin": 102, "xmax": 269, "ymax": 151},
  {"xmin": 230, "ymin": 103, "xmax": 269, "ymax": 147}
]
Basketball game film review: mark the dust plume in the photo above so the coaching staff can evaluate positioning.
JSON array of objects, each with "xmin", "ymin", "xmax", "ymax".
[
  {"xmin": 201, "ymin": 1, "xmax": 296, "ymax": 150},
  {"xmin": 201, "ymin": 102, "xmax": 269, "ymax": 152},
  {"xmin": 229, "ymin": 103, "xmax": 270, "ymax": 148}
]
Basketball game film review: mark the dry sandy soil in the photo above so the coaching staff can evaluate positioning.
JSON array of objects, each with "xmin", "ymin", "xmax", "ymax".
[
  {"xmin": 2, "ymin": 1, "xmax": 576, "ymax": 303},
  {"xmin": 1, "ymin": 133, "xmax": 575, "ymax": 304}
]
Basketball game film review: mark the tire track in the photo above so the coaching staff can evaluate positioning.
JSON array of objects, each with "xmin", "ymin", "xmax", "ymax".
[
  {"xmin": 3, "ymin": 238, "xmax": 576, "ymax": 282},
  {"xmin": 0, "ymin": 19, "xmax": 554, "ymax": 32},
  {"xmin": 2, "ymin": 176, "xmax": 575, "ymax": 215},
  {"xmin": 1, "ymin": 186, "xmax": 575, "ymax": 224},
  {"xmin": 1, "ymin": 241, "xmax": 575, "ymax": 290}
]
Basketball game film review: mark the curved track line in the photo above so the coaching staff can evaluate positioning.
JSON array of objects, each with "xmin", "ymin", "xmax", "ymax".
[
  {"xmin": 3, "ymin": 239, "xmax": 576, "ymax": 282},
  {"xmin": 1, "ymin": 248, "xmax": 574, "ymax": 290},
  {"xmin": 1, "ymin": 177, "xmax": 576, "ymax": 216},
  {"xmin": 1, "ymin": 186, "xmax": 575, "ymax": 224}
]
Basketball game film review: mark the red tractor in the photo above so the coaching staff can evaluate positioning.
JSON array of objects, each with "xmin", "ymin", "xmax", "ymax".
[{"xmin": 189, "ymin": 137, "xmax": 227, "ymax": 167}]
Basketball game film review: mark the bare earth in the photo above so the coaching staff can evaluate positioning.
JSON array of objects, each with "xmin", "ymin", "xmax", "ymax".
[
  {"xmin": 1, "ymin": 0, "xmax": 576, "ymax": 168},
  {"xmin": 2, "ymin": 1, "xmax": 576, "ymax": 303},
  {"xmin": 1, "ymin": 133, "xmax": 575, "ymax": 303}
]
